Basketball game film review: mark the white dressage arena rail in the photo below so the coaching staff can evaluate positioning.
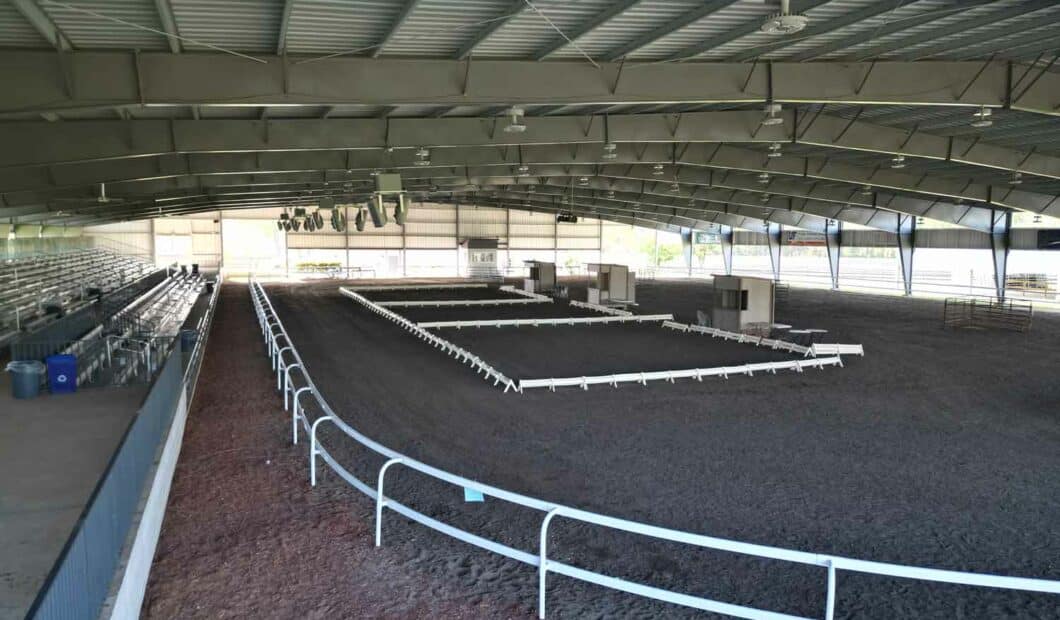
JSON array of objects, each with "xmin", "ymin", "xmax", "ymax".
[
  {"xmin": 345, "ymin": 283, "xmax": 490, "ymax": 291},
  {"xmin": 249, "ymin": 279, "xmax": 1060, "ymax": 620},
  {"xmin": 517, "ymin": 356, "xmax": 845, "ymax": 392},
  {"xmin": 338, "ymin": 286, "xmax": 518, "ymax": 392},
  {"xmin": 808, "ymin": 343, "xmax": 865, "ymax": 357},
  {"xmin": 568, "ymin": 299, "xmax": 633, "ymax": 316},
  {"xmin": 418, "ymin": 314, "xmax": 674, "ymax": 329},
  {"xmin": 377, "ymin": 297, "xmax": 551, "ymax": 308}
]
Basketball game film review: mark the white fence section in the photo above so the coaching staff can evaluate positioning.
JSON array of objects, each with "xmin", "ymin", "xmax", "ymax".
[
  {"xmin": 418, "ymin": 314, "xmax": 674, "ymax": 329},
  {"xmin": 377, "ymin": 297, "xmax": 552, "ymax": 308},
  {"xmin": 337, "ymin": 286, "xmax": 518, "ymax": 392},
  {"xmin": 517, "ymin": 356, "xmax": 845, "ymax": 392},
  {"xmin": 662, "ymin": 321, "xmax": 814, "ymax": 355},
  {"xmin": 249, "ymin": 280, "xmax": 1060, "ymax": 620},
  {"xmin": 346, "ymin": 283, "xmax": 490, "ymax": 291},
  {"xmin": 808, "ymin": 344, "xmax": 866, "ymax": 357},
  {"xmin": 568, "ymin": 300, "xmax": 633, "ymax": 316}
]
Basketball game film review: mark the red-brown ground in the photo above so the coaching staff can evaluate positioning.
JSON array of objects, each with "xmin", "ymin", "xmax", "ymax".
[{"xmin": 143, "ymin": 285, "xmax": 527, "ymax": 619}]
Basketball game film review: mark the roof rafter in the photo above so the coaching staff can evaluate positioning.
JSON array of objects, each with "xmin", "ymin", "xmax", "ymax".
[
  {"xmin": 533, "ymin": 0, "xmax": 642, "ymax": 60},
  {"xmin": 603, "ymin": 0, "xmax": 741, "ymax": 62},
  {"xmin": 454, "ymin": 0, "xmax": 528, "ymax": 60},
  {"xmin": 277, "ymin": 0, "xmax": 296, "ymax": 55},
  {"xmin": 153, "ymin": 0, "xmax": 181, "ymax": 53},
  {"xmin": 372, "ymin": 0, "xmax": 420, "ymax": 58},
  {"xmin": 10, "ymin": 0, "xmax": 71, "ymax": 50}
]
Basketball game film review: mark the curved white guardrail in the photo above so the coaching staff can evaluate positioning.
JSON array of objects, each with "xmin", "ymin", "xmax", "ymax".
[{"xmin": 249, "ymin": 280, "xmax": 1060, "ymax": 620}]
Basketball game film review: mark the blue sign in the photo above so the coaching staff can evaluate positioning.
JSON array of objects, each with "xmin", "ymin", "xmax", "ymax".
[{"xmin": 463, "ymin": 487, "xmax": 484, "ymax": 503}]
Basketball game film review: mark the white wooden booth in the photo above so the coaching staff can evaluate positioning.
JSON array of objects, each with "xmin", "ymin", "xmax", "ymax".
[
  {"xmin": 523, "ymin": 260, "xmax": 556, "ymax": 293},
  {"xmin": 460, "ymin": 238, "xmax": 500, "ymax": 280},
  {"xmin": 711, "ymin": 274, "xmax": 775, "ymax": 333},
  {"xmin": 586, "ymin": 263, "xmax": 636, "ymax": 306}
]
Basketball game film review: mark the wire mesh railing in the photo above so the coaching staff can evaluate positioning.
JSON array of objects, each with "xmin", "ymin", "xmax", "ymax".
[{"xmin": 249, "ymin": 279, "xmax": 1060, "ymax": 619}]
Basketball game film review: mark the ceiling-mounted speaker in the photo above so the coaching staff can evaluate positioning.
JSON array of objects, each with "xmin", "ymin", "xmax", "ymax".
[
  {"xmin": 333, "ymin": 210, "xmax": 347, "ymax": 232},
  {"xmin": 276, "ymin": 220, "xmax": 283, "ymax": 230},
  {"xmin": 314, "ymin": 211, "xmax": 324, "ymax": 229},
  {"xmin": 355, "ymin": 208, "xmax": 366, "ymax": 232},
  {"xmin": 319, "ymin": 196, "xmax": 335, "ymax": 210},
  {"xmin": 283, "ymin": 220, "xmax": 292, "ymax": 231},
  {"xmin": 394, "ymin": 194, "xmax": 409, "ymax": 226},
  {"xmin": 367, "ymin": 194, "xmax": 388, "ymax": 227},
  {"xmin": 291, "ymin": 218, "xmax": 301, "ymax": 232}
]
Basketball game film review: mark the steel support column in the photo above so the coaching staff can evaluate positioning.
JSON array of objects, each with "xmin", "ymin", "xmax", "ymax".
[
  {"xmin": 989, "ymin": 210, "xmax": 1011, "ymax": 300},
  {"xmin": 720, "ymin": 224, "xmax": 733, "ymax": 275},
  {"xmin": 825, "ymin": 219, "xmax": 842, "ymax": 290},
  {"xmin": 681, "ymin": 227, "xmax": 693, "ymax": 276},
  {"xmin": 897, "ymin": 214, "xmax": 916, "ymax": 296},
  {"xmin": 766, "ymin": 222, "xmax": 783, "ymax": 282}
]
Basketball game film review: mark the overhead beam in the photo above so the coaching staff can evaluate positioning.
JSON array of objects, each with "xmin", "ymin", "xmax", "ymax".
[
  {"xmin": 10, "ymin": 0, "xmax": 71, "ymax": 50},
  {"xmin": 277, "ymin": 0, "xmax": 296, "ymax": 55},
  {"xmin": 602, "ymin": 0, "xmax": 741, "ymax": 62},
  {"xmin": 372, "ymin": 0, "xmax": 420, "ymax": 58},
  {"xmin": 2, "ymin": 53, "xmax": 1056, "ymax": 116},
  {"xmin": 153, "ymin": 0, "xmax": 181, "ymax": 54},
  {"xmin": 454, "ymin": 0, "xmax": 527, "ymax": 60},
  {"xmin": 533, "ymin": 0, "xmax": 642, "ymax": 60}
]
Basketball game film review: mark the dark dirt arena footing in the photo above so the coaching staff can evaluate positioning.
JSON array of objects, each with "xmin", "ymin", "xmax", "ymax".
[
  {"xmin": 143, "ymin": 285, "xmax": 517, "ymax": 619},
  {"xmin": 148, "ymin": 280, "xmax": 1059, "ymax": 619}
]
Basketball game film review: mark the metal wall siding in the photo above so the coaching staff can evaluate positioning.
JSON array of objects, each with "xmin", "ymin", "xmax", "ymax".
[
  {"xmin": 473, "ymin": 0, "xmax": 613, "ymax": 58},
  {"xmin": 0, "ymin": 3, "xmax": 49, "ymax": 47},
  {"xmin": 379, "ymin": 0, "xmax": 510, "ymax": 57},
  {"xmin": 549, "ymin": 0, "xmax": 703, "ymax": 59}
]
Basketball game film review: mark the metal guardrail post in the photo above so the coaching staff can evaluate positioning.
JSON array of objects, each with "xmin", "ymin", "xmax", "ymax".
[
  {"xmin": 283, "ymin": 363, "xmax": 302, "ymax": 411},
  {"xmin": 309, "ymin": 415, "xmax": 335, "ymax": 486},
  {"xmin": 275, "ymin": 347, "xmax": 293, "ymax": 391},
  {"xmin": 825, "ymin": 560, "xmax": 837, "ymax": 620},
  {"xmin": 375, "ymin": 458, "xmax": 404, "ymax": 547},
  {"xmin": 292, "ymin": 387, "xmax": 313, "ymax": 444},
  {"xmin": 538, "ymin": 507, "xmax": 563, "ymax": 619}
]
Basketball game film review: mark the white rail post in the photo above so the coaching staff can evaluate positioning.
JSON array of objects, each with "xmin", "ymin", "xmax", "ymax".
[
  {"xmin": 825, "ymin": 560, "xmax": 837, "ymax": 620},
  {"xmin": 309, "ymin": 415, "xmax": 334, "ymax": 486},
  {"xmin": 283, "ymin": 363, "xmax": 302, "ymax": 411},
  {"xmin": 292, "ymin": 387, "xmax": 312, "ymax": 444},
  {"xmin": 375, "ymin": 458, "xmax": 404, "ymax": 547},
  {"xmin": 538, "ymin": 508, "xmax": 563, "ymax": 619},
  {"xmin": 275, "ymin": 347, "xmax": 292, "ymax": 391}
]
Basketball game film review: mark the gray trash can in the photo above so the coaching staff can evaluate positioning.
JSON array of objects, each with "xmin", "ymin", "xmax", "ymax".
[{"xmin": 6, "ymin": 360, "xmax": 45, "ymax": 399}]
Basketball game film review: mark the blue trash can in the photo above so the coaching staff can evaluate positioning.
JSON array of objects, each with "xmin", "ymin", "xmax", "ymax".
[
  {"xmin": 45, "ymin": 354, "xmax": 78, "ymax": 394},
  {"xmin": 6, "ymin": 360, "xmax": 45, "ymax": 399},
  {"xmin": 180, "ymin": 329, "xmax": 198, "ymax": 352}
]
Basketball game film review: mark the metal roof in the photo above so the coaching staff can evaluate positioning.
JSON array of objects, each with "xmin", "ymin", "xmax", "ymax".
[{"xmin": 0, "ymin": 0, "xmax": 1056, "ymax": 230}]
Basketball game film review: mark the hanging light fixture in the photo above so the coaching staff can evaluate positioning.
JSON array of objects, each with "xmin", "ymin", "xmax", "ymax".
[
  {"xmin": 1033, "ymin": 214, "xmax": 1042, "ymax": 224},
  {"xmin": 767, "ymin": 142, "xmax": 783, "ymax": 158},
  {"xmin": 516, "ymin": 163, "xmax": 531, "ymax": 176},
  {"xmin": 652, "ymin": 163, "xmax": 665, "ymax": 176},
  {"xmin": 757, "ymin": 171, "xmax": 771, "ymax": 184},
  {"xmin": 669, "ymin": 181, "xmax": 680, "ymax": 193},
  {"xmin": 578, "ymin": 176, "xmax": 590, "ymax": 185},
  {"xmin": 606, "ymin": 190, "xmax": 616, "ymax": 199},
  {"xmin": 761, "ymin": 103, "xmax": 784, "ymax": 127},
  {"xmin": 602, "ymin": 142, "xmax": 618, "ymax": 160},
  {"xmin": 414, "ymin": 147, "xmax": 431, "ymax": 166},
  {"xmin": 503, "ymin": 106, "xmax": 526, "ymax": 133},
  {"xmin": 890, "ymin": 154, "xmax": 906, "ymax": 169},
  {"xmin": 970, "ymin": 106, "xmax": 993, "ymax": 129},
  {"xmin": 860, "ymin": 184, "xmax": 873, "ymax": 196},
  {"xmin": 1009, "ymin": 171, "xmax": 1023, "ymax": 185},
  {"xmin": 761, "ymin": 0, "xmax": 809, "ymax": 35},
  {"xmin": 760, "ymin": 193, "xmax": 771, "ymax": 203}
]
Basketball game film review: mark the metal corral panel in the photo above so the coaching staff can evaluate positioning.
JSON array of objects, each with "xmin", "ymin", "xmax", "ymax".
[
  {"xmin": 380, "ymin": 0, "xmax": 511, "ymax": 57},
  {"xmin": 170, "ymin": 0, "xmax": 285, "ymax": 53},
  {"xmin": 0, "ymin": 2, "xmax": 48, "ymax": 47},
  {"xmin": 473, "ymin": 0, "xmax": 614, "ymax": 58},
  {"xmin": 285, "ymin": 0, "xmax": 399, "ymax": 54},
  {"xmin": 45, "ymin": 0, "xmax": 169, "ymax": 50}
]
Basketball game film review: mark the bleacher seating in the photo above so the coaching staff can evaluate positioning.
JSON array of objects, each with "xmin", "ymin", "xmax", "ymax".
[{"xmin": 0, "ymin": 248, "xmax": 157, "ymax": 346}]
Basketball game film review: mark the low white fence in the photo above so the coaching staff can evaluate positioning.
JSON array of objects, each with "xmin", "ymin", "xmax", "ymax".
[
  {"xmin": 346, "ymin": 283, "xmax": 489, "ymax": 291},
  {"xmin": 418, "ymin": 314, "xmax": 674, "ymax": 329},
  {"xmin": 808, "ymin": 343, "xmax": 865, "ymax": 357},
  {"xmin": 337, "ymin": 287, "xmax": 517, "ymax": 392},
  {"xmin": 517, "ymin": 356, "xmax": 845, "ymax": 392},
  {"xmin": 250, "ymin": 280, "xmax": 1060, "ymax": 620},
  {"xmin": 377, "ymin": 297, "xmax": 552, "ymax": 308},
  {"xmin": 568, "ymin": 300, "xmax": 633, "ymax": 316}
]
